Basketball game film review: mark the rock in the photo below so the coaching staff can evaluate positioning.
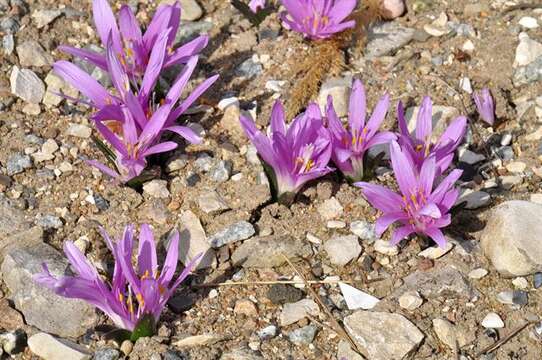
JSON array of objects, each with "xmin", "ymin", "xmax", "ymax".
[
  {"xmin": 266, "ymin": 284, "xmax": 304, "ymax": 305},
  {"xmin": 208, "ymin": 221, "xmax": 255, "ymax": 248},
  {"xmin": 404, "ymin": 105, "xmax": 460, "ymax": 142},
  {"xmin": 337, "ymin": 340, "xmax": 364, "ymax": 360},
  {"xmin": 423, "ymin": 12, "xmax": 450, "ymax": 37},
  {"xmin": 339, "ymin": 282, "xmax": 379, "ymax": 310},
  {"xmin": 16, "ymin": 41, "xmax": 53, "ymax": 67},
  {"xmin": 344, "ymin": 311, "xmax": 424, "ymax": 360},
  {"xmin": 350, "ymin": 220, "xmax": 376, "ymax": 242},
  {"xmin": 418, "ymin": 243, "xmax": 453, "ymax": 259},
  {"xmin": 365, "ymin": 22, "xmax": 415, "ymax": 59},
  {"xmin": 393, "ymin": 265, "xmax": 478, "ymax": 300},
  {"xmin": 398, "ymin": 291, "xmax": 423, "ymax": 310},
  {"xmin": 173, "ymin": 334, "xmax": 226, "ymax": 348},
  {"xmin": 66, "ymin": 124, "xmax": 91, "ymax": 139},
  {"xmin": 94, "ymin": 348, "xmax": 120, "ymax": 360},
  {"xmin": 143, "ymin": 180, "xmax": 170, "ymax": 199},
  {"xmin": 10, "ymin": 66, "xmax": 45, "ymax": 103},
  {"xmin": 119, "ymin": 340, "xmax": 133, "ymax": 355},
  {"xmin": 179, "ymin": 0, "xmax": 203, "ymax": 21},
  {"xmin": 457, "ymin": 189, "xmax": 491, "ymax": 209},
  {"xmin": 280, "ymin": 299, "xmax": 319, "ymax": 326},
  {"xmin": 468, "ymin": 268, "xmax": 488, "ymax": 279},
  {"xmin": 28, "ymin": 333, "xmax": 91, "ymax": 360},
  {"xmin": 481, "ymin": 313, "xmax": 504, "ymax": 329},
  {"xmin": 32, "ymin": 9, "xmax": 62, "ymax": 28},
  {"xmin": 0, "ymin": 210, "xmax": 37, "ymax": 262},
  {"xmin": 198, "ymin": 191, "xmax": 229, "ymax": 214},
  {"xmin": 36, "ymin": 214, "xmax": 62, "ymax": 229},
  {"xmin": 496, "ymin": 290, "xmax": 528, "ymax": 306},
  {"xmin": 481, "ymin": 201, "xmax": 542, "ymax": 276},
  {"xmin": 209, "ymin": 160, "xmax": 232, "ymax": 182},
  {"xmin": 231, "ymin": 235, "xmax": 312, "ymax": 268},
  {"xmin": 236, "ymin": 58, "xmax": 262, "ymax": 78},
  {"xmin": 0, "ymin": 329, "xmax": 26, "ymax": 354},
  {"xmin": 512, "ymin": 277, "xmax": 529, "ymax": 289},
  {"xmin": 374, "ymin": 239, "xmax": 399, "ymax": 256},
  {"xmin": 519, "ymin": 16, "xmax": 539, "ymax": 29},
  {"xmin": 1, "ymin": 243, "xmax": 98, "ymax": 337},
  {"xmin": 432, "ymin": 318, "xmax": 471, "ymax": 349},
  {"xmin": 3, "ymin": 34, "xmax": 14, "ymax": 55},
  {"xmin": 323, "ymin": 235, "xmax": 361, "ymax": 266},
  {"xmin": 506, "ymin": 161, "xmax": 526, "ymax": 173},
  {"xmin": 500, "ymin": 175, "xmax": 522, "ymax": 190},
  {"xmin": 175, "ymin": 20, "xmax": 213, "ymax": 44},
  {"xmin": 6, "ymin": 153, "xmax": 32, "ymax": 176},
  {"xmin": 317, "ymin": 197, "xmax": 343, "ymax": 220},
  {"xmin": 459, "ymin": 149, "xmax": 485, "ymax": 165},
  {"xmin": 514, "ymin": 33, "xmax": 542, "ymax": 68},
  {"xmin": 317, "ymin": 77, "xmax": 351, "ymax": 117},
  {"xmin": 257, "ymin": 325, "xmax": 277, "ymax": 340},
  {"xmin": 43, "ymin": 71, "xmax": 79, "ymax": 107},
  {"xmin": 514, "ymin": 55, "xmax": 542, "ymax": 86},
  {"xmin": 22, "ymin": 103, "xmax": 41, "ymax": 115},
  {"xmin": 178, "ymin": 210, "xmax": 216, "ymax": 269},
  {"xmin": 234, "ymin": 299, "xmax": 258, "ymax": 317},
  {"xmin": 0, "ymin": 299, "xmax": 24, "ymax": 330},
  {"xmin": 464, "ymin": 3, "xmax": 490, "ymax": 17},
  {"xmin": 535, "ymin": 273, "xmax": 542, "ymax": 289},
  {"xmin": 380, "ymin": 0, "xmax": 405, "ymax": 20},
  {"xmin": 33, "ymin": 138, "xmax": 59, "ymax": 163},
  {"xmin": 220, "ymin": 348, "xmax": 264, "ymax": 360},
  {"xmin": 288, "ymin": 325, "xmax": 317, "ymax": 345},
  {"xmin": 459, "ymin": 77, "xmax": 472, "ymax": 94}
]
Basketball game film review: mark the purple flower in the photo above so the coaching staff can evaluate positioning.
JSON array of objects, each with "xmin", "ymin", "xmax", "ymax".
[
  {"xmin": 327, "ymin": 79, "xmax": 396, "ymax": 181},
  {"xmin": 240, "ymin": 100, "xmax": 333, "ymax": 200},
  {"xmin": 60, "ymin": 0, "xmax": 208, "ymax": 79},
  {"xmin": 473, "ymin": 88, "xmax": 495, "ymax": 126},
  {"xmin": 34, "ymin": 224, "xmax": 202, "ymax": 332},
  {"xmin": 280, "ymin": 0, "xmax": 357, "ymax": 40},
  {"xmin": 249, "ymin": 0, "xmax": 266, "ymax": 12},
  {"xmin": 355, "ymin": 141, "xmax": 462, "ymax": 248},
  {"xmin": 397, "ymin": 96, "xmax": 467, "ymax": 174}
]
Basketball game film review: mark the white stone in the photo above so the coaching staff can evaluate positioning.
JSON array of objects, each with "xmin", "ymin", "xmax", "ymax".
[
  {"xmin": 481, "ymin": 312, "xmax": 504, "ymax": 329},
  {"xmin": 280, "ymin": 299, "xmax": 320, "ymax": 326},
  {"xmin": 179, "ymin": 0, "xmax": 203, "ymax": 21},
  {"xmin": 459, "ymin": 149, "xmax": 485, "ymax": 165},
  {"xmin": 423, "ymin": 12, "xmax": 450, "ymax": 37},
  {"xmin": 459, "ymin": 77, "xmax": 473, "ymax": 94},
  {"xmin": 66, "ymin": 124, "xmax": 92, "ymax": 139},
  {"xmin": 28, "ymin": 333, "xmax": 91, "ymax": 360},
  {"xmin": 530, "ymin": 193, "xmax": 542, "ymax": 204},
  {"xmin": 374, "ymin": 239, "xmax": 399, "ymax": 256},
  {"xmin": 519, "ymin": 16, "xmax": 539, "ymax": 29},
  {"xmin": 399, "ymin": 291, "xmax": 423, "ymax": 310},
  {"xmin": 512, "ymin": 277, "xmax": 529, "ymax": 289},
  {"xmin": 217, "ymin": 97, "xmax": 239, "ymax": 111},
  {"xmin": 462, "ymin": 39, "xmax": 475, "ymax": 52},
  {"xmin": 323, "ymin": 235, "xmax": 361, "ymax": 266},
  {"xmin": 468, "ymin": 268, "xmax": 488, "ymax": 279},
  {"xmin": 418, "ymin": 242, "xmax": 453, "ymax": 259},
  {"xmin": 178, "ymin": 210, "xmax": 216, "ymax": 269},
  {"xmin": 10, "ymin": 66, "xmax": 45, "ymax": 104},
  {"xmin": 457, "ymin": 190, "xmax": 491, "ymax": 209},
  {"xmin": 506, "ymin": 161, "xmax": 526, "ymax": 173},
  {"xmin": 514, "ymin": 33, "xmax": 542, "ymax": 67},
  {"xmin": 317, "ymin": 197, "xmax": 343, "ymax": 220},
  {"xmin": 318, "ymin": 77, "xmax": 351, "ymax": 117},
  {"xmin": 265, "ymin": 80, "xmax": 286, "ymax": 92},
  {"xmin": 339, "ymin": 282, "xmax": 380, "ymax": 310},
  {"xmin": 327, "ymin": 220, "xmax": 346, "ymax": 229},
  {"xmin": 143, "ymin": 180, "xmax": 170, "ymax": 198}
]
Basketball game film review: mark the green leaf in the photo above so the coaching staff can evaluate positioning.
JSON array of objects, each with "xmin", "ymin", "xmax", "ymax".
[
  {"xmin": 130, "ymin": 314, "xmax": 156, "ymax": 342},
  {"xmin": 91, "ymin": 135, "xmax": 119, "ymax": 172},
  {"xmin": 231, "ymin": 0, "xmax": 273, "ymax": 26},
  {"xmin": 258, "ymin": 155, "xmax": 279, "ymax": 200}
]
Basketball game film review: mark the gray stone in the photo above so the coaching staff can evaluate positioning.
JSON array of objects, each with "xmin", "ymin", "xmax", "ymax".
[
  {"xmin": 365, "ymin": 22, "xmax": 415, "ymax": 59},
  {"xmin": 398, "ymin": 291, "xmax": 423, "ymax": 310},
  {"xmin": 481, "ymin": 201, "xmax": 542, "ymax": 276},
  {"xmin": 209, "ymin": 160, "xmax": 232, "ymax": 182},
  {"xmin": 317, "ymin": 197, "xmax": 343, "ymax": 220},
  {"xmin": 257, "ymin": 325, "xmax": 277, "ymax": 340},
  {"xmin": 514, "ymin": 33, "xmax": 542, "ymax": 67},
  {"xmin": 66, "ymin": 124, "xmax": 91, "ymax": 139},
  {"xmin": 3, "ymin": 34, "xmax": 14, "ymax": 55},
  {"xmin": 198, "ymin": 191, "xmax": 229, "ymax": 214},
  {"xmin": 194, "ymin": 153, "xmax": 213, "ymax": 172},
  {"xmin": 231, "ymin": 235, "xmax": 312, "ymax": 268},
  {"xmin": 0, "ymin": 194, "xmax": 31, "ymax": 243},
  {"xmin": 337, "ymin": 340, "xmax": 364, "ymax": 360},
  {"xmin": 323, "ymin": 235, "xmax": 361, "ymax": 266},
  {"xmin": 178, "ymin": 210, "xmax": 216, "ymax": 270},
  {"xmin": 344, "ymin": 311, "xmax": 424, "ymax": 360},
  {"xmin": 1, "ymin": 244, "xmax": 98, "ymax": 337},
  {"xmin": 514, "ymin": 55, "xmax": 542, "ymax": 86},
  {"xmin": 94, "ymin": 348, "xmax": 120, "ymax": 360},
  {"xmin": 236, "ymin": 58, "xmax": 262, "ymax": 78},
  {"xmin": 208, "ymin": 221, "xmax": 255, "ymax": 248},
  {"xmin": 0, "ymin": 226, "xmax": 42, "ymax": 264},
  {"xmin": 0, "ymin": 329, "xmax": 26, "ymax": 355},
  {"xmin": 28, "ymin": 333, "xmax": 91, "ymax": 360},
  {"xmin": 10, "ymin": 66, "xmax": 45, "ymax": 103},
  {"xmin": 36, "ymin": 214, "xmax": 62, "ymax": 229},
  {"xmin": 16, "ymin": 41, "xmax": 53, "ymax": 67},
  {"xmin": 32, "ymin": 9, "xmax": 62, "ymax": 28},
  {"xmin": 143, "ymin": 180, "xmax": 170, "ymax": 199},
  {"xmin": 496, "ymin": 290, "xmax": 528, "ymax": 306},
  {"xmin": 6, "ymin": 153, "xmax": 32, "ymax": 176},
  {"xmin": 175, "ymin": 21, "xmax": 213, "ymax": 44},
  {"xmin": 457, "ymin": 190, "xmax": 491, "ymax": 209},
  {"xmin": 288, "ymin": 325, "xmax": 317, "ymax": 345},
  {"xmin": 350, "ymin": 220, "xmax": 376, "ymax": 242},
  {"xmin": 266, "ymin": 284, "xmax": 304, "ymax": 304},
  {"xmin": 535, "ymin": 273, "xmax": 542, "ymax": 289},
  {"xmin": 220, "ymin": 348, "xmax": 264, "ymax": 360},
  {"xmin": 317, "ymin": 77, "xmax": 351, "ymax": 117},
  {"xmin": 432, "ymin": 318, "xmax": 472, "ymax": 349},
  {"xmin": 280, "ymin": 299, "xmax": 319, "ymax": 326},
  {"xmin": 179, "ymin": 0, "xmax": 203, "ymax": 21}
]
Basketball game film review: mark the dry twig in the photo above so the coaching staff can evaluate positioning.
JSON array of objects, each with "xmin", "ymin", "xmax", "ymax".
[
  {"xmin": 193, "ymin": 279, "xmax": 352, "ymax": 288},
  {"xmin": 475, "ymin": 321, "xmax": 537, "ymax": 357}
]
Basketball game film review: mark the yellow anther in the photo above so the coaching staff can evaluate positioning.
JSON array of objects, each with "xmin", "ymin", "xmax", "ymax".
[
  {"xmin": 136, "ymin": 293, "xmax": 145, "ymax": 306},
  {"xmin": 415, "ymin": 144, "xmax": 424, "ymax": 152},
  {"xmin": 304, "ymin": 159, "xmax": 315, "ymax": 172},
  {"xmin": 118, "ymin": 293, "xmax": 124, "ymax": 303}
]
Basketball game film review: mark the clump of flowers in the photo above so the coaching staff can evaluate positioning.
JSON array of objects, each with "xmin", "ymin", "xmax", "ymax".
[
  {"xmin": 473, "ymin": 87, "xmax": 495, "ymax": 126},
  {"xmin": 34, "ymin": 224, "xmax": 201, "ymax": 340},
  {"xmin": 240, "ymin": 100, "xmax": 333, "ymax": 204},
  {"xmin": 397, "ymin": 97, "xmax": 467, "ymax": 174},
  {"xmin": 280, "ymin": 0, "xmax": 357, "ymax": 40},
  {"xmin": 327, "ymin": 79, "xmax": 396, "ymax": 181},
  {"xmin": 356, "ymin": 141, "xmax": 463, "ymax": 248}
]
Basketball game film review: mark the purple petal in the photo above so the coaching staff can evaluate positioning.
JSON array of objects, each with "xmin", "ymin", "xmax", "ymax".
[
  {"xmin": 424, "ymin": 227, "xmax": 448, "ymax": 248},
  {"xmin": 167, "ymin": 74, "xmax": 219, "ymax": 125},
  {"xmin": 328, "ymin": 0, "xmax": 357, "ymax": 22},
  {"xmin": 397, "ymin": 101, "xmax": 409, "ymax": 136},
  {"xmin": 164, "ymin": 35, "xmax": 209, "ymax": 67},
  {"xmin": 141, "ymin": 141, "xmax": 178, "ymax": 157},
  {"xmin": 118, "ymin": 5, "xmax": 142, "ymax": 42},
  {"xmin": 158, "ymin": 231, "xmax": 180, "ymax": 287},
  {"xmin": 165, "ymin": 126, "xmax": 201, "ymax": 144},
  {"xmin": 86, "ymin": 160, "xmax": 119, "ymax": 179},
  {"xmin": 365, "ymin": 92, "xmax": 390, "ymax": 139},
  {"xmin": 415, "ymin": 96, "xmax": 433, "ymax": 142},
  {"xmin": 58, "ymin": 45, "xmax": 107, "ymax": 70},
  {"xmin": 124, "ymin": 92, "xmax": 147, "ymax": 130},
  {"xmin": 142, "ymin": 3, "xmax": 172, "ymax": 51},
  {"xmin": 438, "ymin": 116, "xmax": 467, "ymax": 151},
  {"xmin": 419, "ymin": 155, "xmax": 436, "ymax": 195},
  {"xmin": 270, "ymin": 100, "xmax": 286, "ymax": 135},
  {"xmin": 375, "ymin": 211, "xmax": 408, "ymax": 237},
  {"xmin": 419, "ymin": 203, "xmax": 442, "ymax": 218},
  {"xmin": 365, "ymin": 131, "xmax": 396, "ymax": 149},
  {"xmin": 355, "ymin": 182, "xmax": 403, "ymax": 213},
  {"xmin": 106, "ymin": 33, "xmax": 130, "ymax": 99},
  {"xmin": 165, "ymin": 56, "xmax": 199, "ymax": 106},
  {"xmin": 137, "ymin": 224, "xmax": 158, "ymax": 276},
  {"xmin": 390, "ymin": 225, "xmax": 415, "ymax": 245},
  {"xmin": 63, "ymin": 241, "xmax": 99, "ymax": 280},
  {"xmin": 348, "ymin": 79, "xmax": 366, "ymax": 132},
  {"xmin": 140, "ymin": 29, "xmax": 171, "ymax": 102},
  {"xmin": 390, "ymin": 141, "xmax": 417, "ymax": 197},
  {"xmin": 94, "ymin": 120, "xmax": 128, "ymax": 157},
  {"xmin": 92, "ymin": 0, "xmax": 122, "ymax": 53}
]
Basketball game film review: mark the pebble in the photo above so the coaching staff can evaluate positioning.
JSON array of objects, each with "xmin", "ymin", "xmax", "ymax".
[
  {"xmin": 280, "ymin": 299, "xmax": 320, "ymax": 326},
  {"xmin": 197, "ymin": 191, "xmax": 229, "ymax": 214},
  {"xmin": 236, "ymin": 58, "xmax": 262, "ymax": 78},
  {"xmin": 497, "ymin": 290, "xmax": 528, "ymax": 306},
  {"xmin": 10, "ymin": 66, "xmax": 45, "ymax": 103},
  {"xmin": 457, "ymin": 190, "xmax": 491, "ymax": 209},
  {"xmin": 266, "ymin": 284, "xmax": 304, "ymax": 305},
  {"xmin": 66, "ymin": 124, "xmax": 92, "ymax": 139},
  {"xmin": 231, "ymin": 235, "xmax": 312, "ymax": 268},
  {"xmin": 519, "ymin": 16, "xmax": 539, "ymax": 29},
  {"xmin": 0, "ymin": 329, "xmax": 26, "ymax": 355},
  {"xmin": 194, "ymin": 153, "xmax": 213, "ymax": 172},
  {"xmin": 326, "ymin": 220, "xmax": 346, "ymax": 229},
  {"xmin": 344, "ymin": 311, "xmax": 424, "ymax": 360},
  {"xmin": 3, "ymin": 34, "xmax": 14, "ymax": 55},
  {"xmin": 423, "ymin": 12, "xmax": 450, "ymax": 37},
  {"xmin": 119, "ymin": 341, "xmax": 133, "ymax": 355},
  {"xmin": 349, "ymin": 220, "xmax": 376, "ymax": 243},
  {"xmin": 501, "ymin": 133, "xmax": 512, "ymax": 146},
  {"xmin": 501, "ymin": 175, "xmax": 522, "ymax": 190},
  {"xmin": 462, "ymin": 39, "xmax": 475, "ymax": 52},
  {"xmin": 339, "ymin": 282, "xmax": 379, "ymax": 310},
  {"xmin": 481, "ymin": 313, "xmax": 504, "ymax": 329},
  {"xmin": 481, "ymin": 201, "xmax": 542, "ymax": 276},
  {"xmin": 468, "ymin": 268, "xmax": 488, "ymax": 279},
  {"xmin": 6, "ymin": 153, "xmax": 32, "ymax": 176},
  {"xmin": 317, "ymin": 197, "xmax": 343, "ymax": 220},
  {"xmin": 323, "ymin": 235, "xmax": 361, "ymax": 266},
  {"xmin": 418, "ymin": 242, "xmax": 453, "ymax": 259},
  {"xmin": 288, "ymin": 325, "xmax": 317, "ymax": 345},
  {"xmin": 459, "ymin": 149, "xmax": 485, "ymax": 164},
  {"xmin": 374, "ymin": 239, "xmax": 399, "ymax": 256},
  {"xmin": 459, "ymin": 77, "xmax": 472, "ymax": 94},
  {"xmin": 234, "ymin": 299, "xmax": 258, "ymax": 317},
  {"xmin": 143, "ymin": 180, "xmax": 170, "ymax": 198},
  {"xmin": 178, "ymin": 210, "xmax": 216, "ymax": 269},
  {"xmin": 398, "ymin": 291, "xmax": 423, "ymax": 310},
  {"xmin": 497, "ymin": 146, "xmax": 514, "ymax": 161},
  {"xmin": 257, "ymin": 325, "xmax": 277, "ymax": 340},
  {"xmin": 506, "ymin": 161, "xmax": 526, "ymax": 173},
  {"xmin": 317, "ymin": 77, "xmax": 351, "ymax": 117},
  {"xmin": 209, "ymin": 160, "xmax": 232, "ymax": 182},
  {"xmin": 36, "ymin": 214, "xmax": 62, "ymax": 229},
  {"xmin": 432, "ymin": 318, "xmax": 459, "ymax": 349},
  {"xmin": 380, "ymin": 0, "xmax": 405, "ymax": 20},
  {"xmin": 208, "ymin": 221, "xmax": 255, "ymax": 248},
  {"xmin": 512, "ymin": 277, "xmax": 529, "ymax": 290},
  {"xmin": 365, "ymin": 22, "xmax": 415, "ymax": 59},
  {"xmin": 94, "ymin": 348, "xmax": 120, "ymax": 360},
  {"xmin": 179, "ymin": 0, "xmax": 203, "ymax": 21},
  {"xmin": 28, "ymin": 333, "xmax": 91, "ymax": 360},
  {"xmin": 16, "ymin": 41, "xmax": 53, "ymax": 67},
  {"xmin": 43, "ymin": 72, "xmax": 79, "ymax": 107},
  {"xmin": 514, "ymin": 33, "xmax": 542, "ymax": 67},
  {"xmin": 32, "ymin": 9, "xmax": 62, "ymax": 28},
  {"xmin": 337, "ymin": 340, "xmax": 364, "ymax": 360},
  {"xmin": 534, "ymin": 273, "xmax": 542, "ymax": 288},
  {"xmin": 173, "ymin": 334, "xmax": 225, "ymax": 348}
]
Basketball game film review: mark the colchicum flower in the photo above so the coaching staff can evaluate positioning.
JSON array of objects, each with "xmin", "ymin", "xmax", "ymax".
[
  {"xmin": 473, "ymin": 87, "xmax": 495, "ymax": 126},
  {"xmin": 397, "ymin": 96, "xmax": 467, "ymax": 174},
  {"xmin": 327, "ymin": 79, "xmax": 396, "ymax": 181},
  {"xmin": 61, "ymin": 0, "xmax": 208, "ymax": 81},
  {"xmin": 356, "ymin": 141, "xmax": 463, "ymax": 248},
  {"xmin": 280, "ymin": 0, "xmax": 357, "ymax": 40},
  {"xmin": 34, "ymin": 224, "xmax": 201, "ymax": 336},
  {"xmin": 249, "ymin": 0, "xmax": 266, "ymax": 13},
  {"xmin": 240, "ymin": 100, "xmax": 333, "ymax": 202}
]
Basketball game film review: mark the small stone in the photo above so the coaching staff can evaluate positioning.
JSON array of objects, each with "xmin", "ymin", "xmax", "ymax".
[
  {"xmin": 119, "ymin": 341, "xmax": 133, "ymax": 356},
  {"xmin": 423, "ymin": 12, "xmax": 450, "ymax": 37},
  {"xmin": 497, "ymin": 146, "xmax": 514, "ymax": 161},
  {"xmin": 459, "ymin": 149, "xmax": 485, "ymax": 165},
  {"xmin": 0, "ymin": 329, "xmax": 26, "ymax": 355},
  {"xmin": 506, "ymin": 161, "xmax": 526, "ymax": 173},
  {"xmin": 266, "ymin": 284, "xmax": 304, "ymax": 305},
  {"xmin": 257, "ymin": 325, "xmax": 277, "ymax": 340},
  {"xmin": 66, "ymin": 124, "xmax": 92, "ymax": 139},
  {"xmin": 468, "ymin": 268, "xmax": 488, "ymax": 279},
  {"xmin": 280, "ymin": 299, "xmax": 319, "ymax": 326},
  {"xmin": 288, "ymin": 325, "xmax": 317, "ymax": 345},
  {"xmin": 197, "ymin": 191, "xmax": 229, "ymax": 214},
  {"xmin": 173, "ymin": 334, "xmax": 226, "ymax": 348},
  {"xmin": 94, "ymin": 348, "xmax": 120, "ymax": 360},
  {"xmin": 179, "ymin": 0, "xmax": 203, "ymax": 21},
  {"xmin": 317, "ymin": 197, "xmax": 343, "ymax": 220},
  {"xmin": 6, "ymin": 153, "xmax": 32, "ymax": 176},
  {"xmin": 22, "ymin": 103, "xmax": 41, "ymax": 115},
  {"xmin": 339, "ymin": 282, "xmax": 379, "ymax": 310},
  {"xmin": 418, "ymin": 243, "xmax": 453, "ymax": 259},
  {"xmin": 318, "ymin": 77, "xmax": 351, "ymax": 117},
  {"xmin": 0, "ymin": 299, "xmax": 24, "ymax": 330},
  {"xmin": 10, "ymin": 66, "xmax": 45, "ymax": 103},
  {"xmin": 399, "ymin": 291, "xmax": 423, "ymax": 310},
  {"xmin": 43, "ymin": 72, "xmax": 78, "ymax": 107},
  {"xmin": 519, "ymin": 17, "xmax": 539, "ymax": 29},
  {"xmin": 28, "ymin": 333, "xmax": 91, "ymax": 360},
  {"xmin": 512, "ymin": 277, "xmax": 529, "ymax": 289},
  {"xmin": 143, "ymin": 180, "xmax": 170, "ymax": 199},
  {"xmin": 178, "ymin": 210, "xmax": 216, "ymax": 270},
  {"xmin": 374, "ymin": 239, "xmax": 399, "ymax": 256},
  {"xmin": 209, "ymin": 160, "xmax": 232, "ymax": 182},
  {"xmin": 32, "ymin": 9, "xmax": 62, "ymax": 28},
  {"xmin": 514, "ymin": 33, "xmax": 542, "ymax": 67},
  {"xmin": 16, "ymin": 41, "xmax": 53, "ymax": 67},
  {"xmin": 3, "ymin": 34, "xmax": 14, "ymax": 55},
  {"xmin": 208, "ymin": 221, "xmax": 255, "ymax": 248},
  {"xmin": 462, "ymin": 39, "xmax": 475, "ymax": 52},
  {"xmin": 350, "ymin": 220, "xmax": 376, "ymax": 242},
  {"xmin": 234, "ymin": 299, "xmax": 258, "ymax": 317},
  {"xmin": 231, "ymin": 235, "xmax": 312, "ymax": 268},
  {"xmin": 236, "ymin": 58, "xmax": 262, "ymax": 78},
  {"xmin": 501, "ymin": 133, "xmax": 513, "ymax": 146},
  {"xmin": 323, "ymin": 235, "xmax": 361, "ymax": 266},
  {"xmin": 497, "ymin": 290, "xmax": 528, "ymax": 306},
  {"xmin": 481, "ymin": 313, "xmax": 504, "ymax": 329},
  {"xmin": 337, "ymin": 340, "xmax": 364, "ymax": 360},
  {"xmin": 432, "ymin": 318, "xmax": 459, "ymax": 349},
  {"xmin": 365, "ymin": 22, "xmax": 415, "ymax": 59},
  {"xmin": 380, "ymin": 0, "xmax": 405, "ymax": 19},
  {"xmin": 459, "ymin": 77, "xmax": 472, "ymax": 94},
  {"xmin": 457, "ymin": 190, "xmax": 491, "ymax": 209},
  {"xmin": 36, "ymin": 214, "xmax": 62, "ymax": 229},
  {"xmin": 327, "ymin": 220, "xmax": 346, "ymax": 228},
  {"xmin": 535, "ymin": 273, "xmax": 542, "ymax": 288},
  {"xmin": 194, "ymin": 153, "xmax": 213, "ymax": 172}
]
